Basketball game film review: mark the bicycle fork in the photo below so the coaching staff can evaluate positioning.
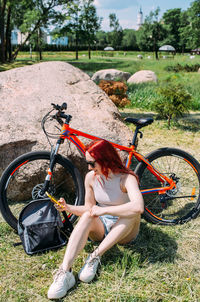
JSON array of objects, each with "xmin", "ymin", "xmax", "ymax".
[{"xmin": 40, "ymin": 139, "xmax": 63, "ymax": 196}]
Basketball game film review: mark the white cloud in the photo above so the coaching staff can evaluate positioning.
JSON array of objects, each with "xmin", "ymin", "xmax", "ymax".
[
  {"xmin": 95, "ymin": 0, "xmax": 138, "ymax": 10},
  {"xmin": 98, "ymin": 6, "xmax": 139, "ymax": 31}
]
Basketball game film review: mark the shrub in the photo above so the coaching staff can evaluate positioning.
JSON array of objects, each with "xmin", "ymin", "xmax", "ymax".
[
  {"xmin": 99, "ymin": 80, "xmax": 130, "ymax": 108},
  {"xmin": 165, "ymin": 63, "xmax": 200, "ymax": 73},
  {"xmin": 154, "ymin": 82, "xmax": 191, "ymax": 128}
]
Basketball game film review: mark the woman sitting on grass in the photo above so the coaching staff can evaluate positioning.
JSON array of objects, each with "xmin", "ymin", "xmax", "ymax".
[{"xmin": 48, "ymin": 139, "xmax": 144, "ymax": 300}]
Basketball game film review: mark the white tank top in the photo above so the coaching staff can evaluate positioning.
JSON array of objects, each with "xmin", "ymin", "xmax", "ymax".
[{"xmin": 93, "ymin": 173, "xmax": 130, "ymax": 207}]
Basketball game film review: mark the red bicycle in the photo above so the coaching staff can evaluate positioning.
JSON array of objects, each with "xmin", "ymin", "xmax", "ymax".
[{"xmin": 1, "ymin": 102, "xmax": 200, "ymax": 231}]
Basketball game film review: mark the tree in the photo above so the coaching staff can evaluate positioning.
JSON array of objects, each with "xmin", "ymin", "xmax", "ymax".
[
  {"xmin": 178, "ymin": 10, "xmax": 190, "ymax": 53},
  {"xmin": 162, "ymin": 8, "xmax": 182, "ymax": 51},
  {"xmin": 107, "ymin": 13, "xmax": 123, "ymax": 49},
  {"xmin": 60, "ymin": 0, "xmax": 82, "ymax": 59},
  {"xmin": 0, "ymin": 0, "xmax": 7, "ymax": 62},
  {"xmin": 137, "ymin": 7, "xmax": 165, "ymax": 59},
  {"xmin": 0, "ymin": 0, "xmax": 71, "ymax": 62},
  {"xmin": 121, "ymin": 29, "xmax": 137, "ymax": 50},
  {"xmin": 79, "ymin": 0, "xmax": 101, "ymax": 59},
  {"xmin": 58, "ymin": 0, "xmax": 101, "ymax": 59},
  {"xmin": 96, "ymin": 30, "xmax": 107, "ymax": 49},
  {"xmin": 184, "ymin": 0, "xmax": 200, "ymax": 49}
]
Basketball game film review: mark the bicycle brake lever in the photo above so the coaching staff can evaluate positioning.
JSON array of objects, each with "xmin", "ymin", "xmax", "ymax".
[
  {"xmin": 61, "ymin": 102, "xmax": 67, "ymax": 110},
  {"xmin": 138, "ymin": 130, "xmax": 143, "ymax": 138}
]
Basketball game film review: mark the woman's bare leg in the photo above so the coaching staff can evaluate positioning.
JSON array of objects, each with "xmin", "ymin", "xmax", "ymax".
[
  {"xmin": 61, "ymin": 211, "xmax": 105, "ymax": 271},
  {"xmin": 91, "ymin": 214, "xmax": 141, "ymax": 258}
]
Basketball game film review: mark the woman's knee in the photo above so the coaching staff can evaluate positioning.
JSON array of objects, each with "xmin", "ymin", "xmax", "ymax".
[{"xmin": 79, "ymin": 210, "xmax": 94, "ymax": 225}]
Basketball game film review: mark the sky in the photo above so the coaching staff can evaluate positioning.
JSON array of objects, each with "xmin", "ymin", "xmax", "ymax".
[{"xmin": 94, "ymin": 0, "xmax": 193, "ymax": 31}]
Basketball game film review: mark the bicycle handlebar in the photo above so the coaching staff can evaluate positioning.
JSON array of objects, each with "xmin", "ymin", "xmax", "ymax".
[
  {"xmin": 50, "ymin": 102, "xmax": 72, "ymax": 124},
  {"xmin": 51, "ymin": 102, "xmax": 67, "ymax": 111}
]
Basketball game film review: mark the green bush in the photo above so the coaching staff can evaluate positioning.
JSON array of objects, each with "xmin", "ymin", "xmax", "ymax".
[
  {"xmin": 154, "ymin": 82, "xmax": 191, "ymax": 127},
  {"xmin": 165, "ymin": 63, "xmax": 200, "ymax": 73}
]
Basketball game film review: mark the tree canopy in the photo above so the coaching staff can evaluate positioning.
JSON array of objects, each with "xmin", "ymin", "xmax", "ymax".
[
  {"xmin": 1, "ymin": 0, "xmax": 200, "ymax": 63},
  {"xmin": 0, "ymin": 0, "xmax": 71, "ymax": 62},
  {"xmin": 137, "ymin": 8, "xmax": 165, "ymax": 59}
]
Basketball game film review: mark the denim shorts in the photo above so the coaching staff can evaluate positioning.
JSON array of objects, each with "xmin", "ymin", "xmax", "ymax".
[
  {"xmin": 99, "ymin": 214, "xmax": 119, "ymax": 236},
  {"xmin": 99, "ymin": 214, "xmax": 138, "ymax": 244}
]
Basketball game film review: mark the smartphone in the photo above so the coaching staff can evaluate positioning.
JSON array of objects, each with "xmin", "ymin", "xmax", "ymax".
[{"xmin": 45, "ymin": 191, "xmax": 65, "ymax": 208}]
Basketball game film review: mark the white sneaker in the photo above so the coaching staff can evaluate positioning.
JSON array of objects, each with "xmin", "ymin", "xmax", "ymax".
[
  {"xmin": 78, "ymin": 254, "xmax": 101, "ymax": 283},
  {"xmin": 47, "ymin": 268, "xmax": 75, "ymax": 300}
]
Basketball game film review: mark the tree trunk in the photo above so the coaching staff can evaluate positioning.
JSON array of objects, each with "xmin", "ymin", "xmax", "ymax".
[
  {"xmin": 0, "ymin": 0, "xmax": 7, "ymax": 63},
  {"xmin": 88, "ymin": 43, "xmax": 91, "ymax": 59},
  {"xmin": 168, "ymin": 115, "xmax": 171, "ymax": 128},
  {"xmin": 155, "ymin": 44, "xmax": 159, "ymax": 60},
  {"xmin": 75, "ymin": 33, "xmax": 78, "ymax": 60},
  {"xmin": 5, "ymin": 4, "xmax": 11, "ymax": 61},
  {"xmin": 38, "ymin": 28, "xmax": 42, "ymax": 61}
]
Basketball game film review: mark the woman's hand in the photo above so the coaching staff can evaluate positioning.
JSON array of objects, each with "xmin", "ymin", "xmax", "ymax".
[
  {"xmin": 54, "ymin": 197, "xmax": 69, "ymax": 212},
  {"xmin": 90, "ymin": 205, "xmax": 105, "ymax": 217}
]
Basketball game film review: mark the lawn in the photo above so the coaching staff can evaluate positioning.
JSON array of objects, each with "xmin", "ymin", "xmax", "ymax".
[
  {"xmin": 1, "ymin": 50, "xmax": 200, "ymax": 110},
  {"xmin": 1, "ymin": 111, "xmax": 200, "ymax": 301},
  {"xmin": 0, "ymin": 51, "xmax": 200, "ymax": 301}
]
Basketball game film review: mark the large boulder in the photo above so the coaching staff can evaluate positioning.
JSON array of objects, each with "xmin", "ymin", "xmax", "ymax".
[
  {"xmin": 0, "ymin": 61, "xmax": 133, "ymax": 176},
  {"xmin": 91, "ymin": 68, "xmax": 131, "ymax": 82},
  {"xmin": 127, "ymin": 70, "xmax": 157, "ymax": 84}
]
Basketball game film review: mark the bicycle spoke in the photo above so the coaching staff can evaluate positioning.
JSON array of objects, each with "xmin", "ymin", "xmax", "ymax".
[{"xmin": 138, "ymin": 150, "xmax": 200, "ymax": 224}]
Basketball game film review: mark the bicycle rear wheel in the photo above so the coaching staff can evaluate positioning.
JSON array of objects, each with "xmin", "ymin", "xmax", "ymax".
[
  {"xmin": 135, "ymin": 148, "xmax": 200, "ymax": 225},
  {"xmin": 0, "ymin": 151, "xmax": 85, "ymax": 231}
]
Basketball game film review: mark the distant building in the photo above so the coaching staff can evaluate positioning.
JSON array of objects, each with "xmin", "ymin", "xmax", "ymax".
[
  {"xmin": 46, "ymin": 35, "xmax": 68, "ymax": 46},
  {"xmin": 10, "ymin": 28, "xmax": 68, "ymax": 47},
  {"xmin": 137, "ymin": 7, "xmax": 143, "ymax": 30},
  {"xmin": 11, "ymin": 28, "xmax": 28, "ymax": 45}
]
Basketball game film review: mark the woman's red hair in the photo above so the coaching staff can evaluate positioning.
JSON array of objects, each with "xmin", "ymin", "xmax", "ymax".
[{"xmin": 85, "ymin": 139, "xmax": 138, "ymax": 182}]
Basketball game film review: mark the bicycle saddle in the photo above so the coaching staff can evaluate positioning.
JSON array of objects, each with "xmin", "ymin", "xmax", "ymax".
[{"xmin": 124, "ymin": 117, "xmax": 154, "ymax": 128}]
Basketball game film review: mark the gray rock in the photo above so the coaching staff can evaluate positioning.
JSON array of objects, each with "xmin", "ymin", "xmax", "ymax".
[
  {"xmin": 0, "ymin": 61, "xmax": 133, "ymax": 177},
  {"xmin": 91, "ymin": 68, "xmax": 131, "ymax": 82},
  {"xmin": 127, "ymin": 70, "xmax": 157, "ymax": 84}
]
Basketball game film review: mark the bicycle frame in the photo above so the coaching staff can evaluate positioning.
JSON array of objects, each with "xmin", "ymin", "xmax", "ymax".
[{"xmin": 51, "ymin": 123, "xmax": 176, "ymax": 197}]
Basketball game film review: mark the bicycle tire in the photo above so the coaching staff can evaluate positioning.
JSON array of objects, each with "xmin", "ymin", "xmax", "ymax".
[
  {"xmin": 0, "ymin": 151, "xmax": 85, "ymax": 231},
  {"xmin": 134, "ymin": 147, "xmax": 200, "ymax": 225}
]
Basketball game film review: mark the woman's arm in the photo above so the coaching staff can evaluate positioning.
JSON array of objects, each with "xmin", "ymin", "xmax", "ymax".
[
  {"xmin": 90, "ymin": 174, "xmax": 144, "ymax": 218},
  {"xmin": 56, "ymin": 171, "xmax": 96, "ymax": 216}
]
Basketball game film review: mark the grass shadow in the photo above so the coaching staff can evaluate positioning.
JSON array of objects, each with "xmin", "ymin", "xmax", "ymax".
[
  {"xmin": 120, "ymin": 110, "xmax": 156, "ymax": 120},
  {"xmin": 121, "ymin": 110, "xmax": 200, "ymax": 133},
  {"xmin": 126, "ymin": 222, "xmax": 178, "ymax": 264},
  {"xmin": 174, "ymin": 116, "xmax": 200, "ymax": 132},
  {"xmin": 68, "ymin": 60, "xmax": 140, "ymax": 74},
  {"xmin": 101, "ymin": 221, "xmax": 177, "ymax": 270},
  {"xmin": 0, "ymin": 60, "xmax": 35, "ymax": 72}
]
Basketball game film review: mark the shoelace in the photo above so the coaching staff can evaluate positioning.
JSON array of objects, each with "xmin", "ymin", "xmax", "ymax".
[
  {"xmin": 53, "ymin": 268, "xmax": 67, "ymax": 284},
  {"xmin": 87, "ymin": 256, "xmax": 101, "ymax": 269}
]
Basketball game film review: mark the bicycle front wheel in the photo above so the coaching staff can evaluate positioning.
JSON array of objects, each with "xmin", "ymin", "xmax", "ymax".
[
  {"xmin": 135, "ymin": 148, "xmax": 200, "ymax": 225},
  {"xmin": 0, "ymin": 151, "xmax": 85, "ymax": 231}
]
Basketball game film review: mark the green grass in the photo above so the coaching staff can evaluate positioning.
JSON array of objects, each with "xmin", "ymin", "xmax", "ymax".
[
  {"xmin": 1, "ymin": 52, "xmax": 200, "ymax": 301},
  {"xmin": 1, "ymin": 216, "xmax": 200, "ymax": 301},
  {"xmin": 1, "ymin": 113, "xmax": 200, "ymax": 301},
  {"xmin": 1, "ymin": 51, "xmax": 200, "ymax": 110}
]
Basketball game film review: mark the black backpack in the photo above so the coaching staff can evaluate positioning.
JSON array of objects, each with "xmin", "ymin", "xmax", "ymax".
[{"xmin": 17, "ymin": 198, "xmax": 73, "ymax": 255}]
